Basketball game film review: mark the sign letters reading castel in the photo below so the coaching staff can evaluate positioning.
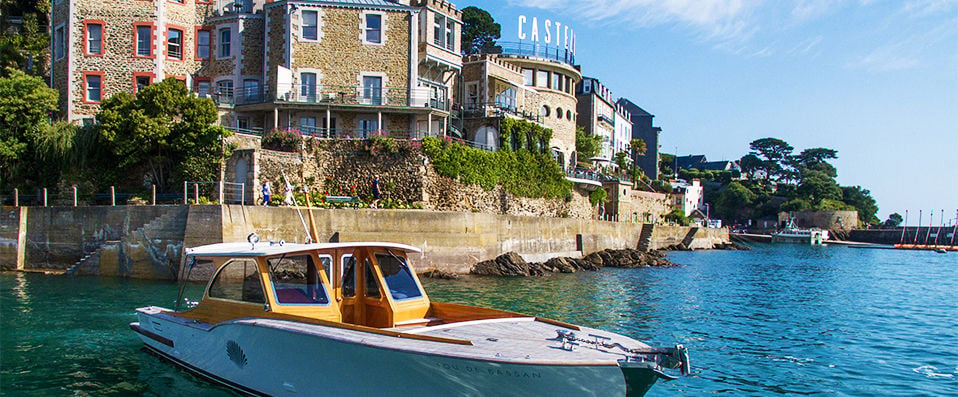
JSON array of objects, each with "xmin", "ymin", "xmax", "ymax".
[{"xmin": 517, "ymin": 15, "xmax": 576, "ymax": 55}]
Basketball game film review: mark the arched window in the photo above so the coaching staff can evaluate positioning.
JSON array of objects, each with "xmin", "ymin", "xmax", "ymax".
[
  {"xmin": 541, "ymin": 105, "xmax": 550, "ymax": 118},
  {"xmin": 556, "ymin": 107, "xmax": 563, "ymax": 119}
]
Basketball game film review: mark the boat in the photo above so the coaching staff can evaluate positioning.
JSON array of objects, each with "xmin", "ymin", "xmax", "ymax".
[
  {"xmin": 771, "ymin": 220, "xmax": 829, "ymax": 245},
  {"xmin": 131, "ymin": 235, "xmax": 690, "ymax": 396}
]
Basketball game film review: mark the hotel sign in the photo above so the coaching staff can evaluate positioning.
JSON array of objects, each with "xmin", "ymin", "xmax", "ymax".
[{"xmin": 517, "ymin": 15, "xmax": 576, "ymax": 55}]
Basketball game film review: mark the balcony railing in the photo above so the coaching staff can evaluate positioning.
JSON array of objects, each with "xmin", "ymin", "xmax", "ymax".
[
  {"xmin": 212, "ymin": 83, "xmax": 448, "ymax": 111},
  {"xmin": 463, "ymin": 101, "xmax": 543, "ymax": 123},
  {"xmin": 473, "ymin": 41, "xmax": 576, "ymax": 66}
]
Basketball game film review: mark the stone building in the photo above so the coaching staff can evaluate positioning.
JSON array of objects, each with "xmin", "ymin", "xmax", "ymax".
[
  {"xmin": 575, "ymin": 76, "xmax": 633, "ymax": 169},
  {"xmin": 459, "ymin": 46, "xmax": 581, "ymax": 171},
  {"xmin": 50, "ymin": 0, "xmax": 462, "ymax": 138}
]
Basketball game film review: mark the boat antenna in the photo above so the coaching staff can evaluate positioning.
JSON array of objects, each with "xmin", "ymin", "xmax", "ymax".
[
  {"xmin": 899, "ymin": 210, "xmax": 908, "ymax": 245},
  {"xmin": 924, "ymin": 210, "xmax": 933, "ymax": 246},
  {"xmin": 282, "ymin": 171, "xmax": 312, "ymax": 244}
]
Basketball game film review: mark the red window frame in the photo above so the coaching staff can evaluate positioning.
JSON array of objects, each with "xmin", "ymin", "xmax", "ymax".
[
  {"xmin": 82, "ymin": 71, "xmax": 105, "ymax": 104},
  {"xmin": 133, "ymin": 22, "xmax": 156, "ymax": 59},
  {"xmin": 194, "ymin": 26, "xmax": 212, "ymax": 60},
  {"xmin": 132, "ymin": 72, "xmax": 155, "ymax": 93},
  {"xmin": 82, "ymin": 20, "xmax": 106, "ymax": 57},
  {"xmin": 193, "ymin": 76, "xmax": 212, "ymax": 97},
  {"xmin": 165, "ymin": 24, "xmax": 187, "ymax": 61}
]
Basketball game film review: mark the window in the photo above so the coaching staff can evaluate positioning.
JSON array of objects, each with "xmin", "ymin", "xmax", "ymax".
[
  {"xmin": 300, "ymin": 117, "xmax": 316, "ymax": 134},
  {"xmin": 541, "ymin": 105, "xmax": 550, "ymax": 118},
  {"xmin": 341, "ymin": 255, "xmax": 356, "ymax": 297},
  {"xmin": 429, "ymin": 85, "xmax": 445, "ymax": 109},
  {"xmin": 494, "ymin": 87, "xmax": 516, "ymax": 111},
  {"xmin": 84, "ymin": 73, "xmax": 102, "ymax": 103},
  {"xmin": 85, "ymin": 23, "xmax": 103, "ymax": 55},
  {"xmin": 364, "ymin": 258, "xmax": 380, "ymax": 298},
  {"xmin": 196, "ymin": 29, "xmax": 210, "ymax": 59},
  {"xmin": 364, "ymin": 14, "xmax": 382, "ymax": 44},
  {"xmin": 465, "ymin": 82, "xmax": 478, "ymax": 110},
  {"xmin": 318, "ymin": 255, "xmax": 333, "ymax": 281},
  {"xmin": 243, "ymin": 79, "xmax": 260, "ymax": 102},
  {"xmin": 54, "ymin": 25, "xmax": 65, "ymax": 60},
  {"xmin": 362, "ymin": 76, "xmax": 382, "ymax": 105},
  {"xmin": 134, "ymin": 74, "xmax": 151, "ymax": 92},
  {"xmin": 268, "ymin": 255, "xmax": 329, "ymax": 305},
  {"xmin": 552, "ymin": 73, "xmax": 562, "ymax": 92},
  {"xmin": 195, "ymin": 80, "xmax": 211, "ymax": 97},
  {"xmin": 300, "ymin": 72, "xmax": 317, "ymax": 102},
  {"xmin": 219, "ymin": 28, "xmax": 231, "ymax": 57},
  {"xmin": 445, "ymin": 19, "xmax": 455, "ymax": 51},
  {"xmin": 216, "ymin": 80, "xmax": 234, "ymax": 102},
  {"xmin": 522, "ymin": 68, "xmax": 534, "ymax": 86},
  {"xmin": 358, "ymin": 119, "xmax": 378, "ymax": 138},
  {"xmin": 322, "ymin": 117, "xmax": 337, "ymax": 136},
  {"xmin": 167, "ymin": 28, "xmax": 183, "ymax": 59},
  {"xmin": 536, "ymin": 70, "xmax": 549, "ymax": 88},
  {"xmin": 302, "ymin": 10, "xmax": 318, "ymax": 40},
  {"xmin": 237, "ymin": 118, "xmax": 250, "ymax": 130},
  {"xmin": 556, "ymin": 107, "xmax": 563, "ymax": 119},
  {"xmin": 208, "ymin": 259, "xmax": 265, "ymax": 304},
  {"xmin": 376, "ymin": 253, "xmax": 423, "ymax": 301},
  {"xmin": 136, "ymin": 25, "xmax": 152, "ymax": 57},
  {"xmin": 433, "ymin": 14, "xmax": 445, "ymax": 48}
]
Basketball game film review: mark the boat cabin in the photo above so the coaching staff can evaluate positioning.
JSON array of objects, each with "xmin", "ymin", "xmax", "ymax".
[{"xmin": 174, "ymin": 242, "xmax": 433, "ymax": 328}]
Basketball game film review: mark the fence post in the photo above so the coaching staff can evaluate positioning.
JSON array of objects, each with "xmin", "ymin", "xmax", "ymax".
[
  {"xmin": 152, "ymin": 184, "xmax": 156, "ymax": 205},
  {"xmin": 194, "ymin": 184, "xmax": 199, "ymax": 204},
  {"xmin": 241, "ymin": 183, "xmax": 245, "ymax": 206},
  {"xmin": 14, "ymin": 188, "xmax": 18, "ymax": 207},
  {"xmin": 73, "ymin": 186, "xmax": 77, "ymax": 207},
  {"xmin": 219, "ymin": 180, "xmax": 224, "ymax": 205},
  {"xmin": 183, "ymin": 181, "xmax": 188, "ymax": 205},
  {"xmin": 110, "ymin": 186, "xmax": 115, "ymax": 206},
  {"xmin": 43, "ymin": 188, "xmax": 48, "ymax": 206}
]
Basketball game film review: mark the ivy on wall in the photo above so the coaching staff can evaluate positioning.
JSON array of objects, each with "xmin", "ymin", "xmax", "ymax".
[
  {"xmin": 421, "ymin": 136, "xmax": 572, "ymax": 199},
  {"xmin": 498, "ymin": 117, "xmax": 553, "ymax": 153}
]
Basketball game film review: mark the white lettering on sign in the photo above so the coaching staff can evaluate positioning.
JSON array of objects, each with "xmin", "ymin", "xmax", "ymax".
[{"xmin": 517, "ymin": 14, "xmax": 575, "ymax": 55}]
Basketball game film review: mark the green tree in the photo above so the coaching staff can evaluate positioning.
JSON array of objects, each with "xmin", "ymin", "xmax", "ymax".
[
  {"xmin": 842, "ymin": 185, "xmax": 879, "ymax": 225},
  {"xmin": 629, "ymin": 138, "xmax": 646, "ymax": 157},
  {"xmin": 0, "ymin": 1, "xmax": 50, "ymax": 76},
  {"xmin": 659, "ymin": 153, "xmax": 675, "ymax": 178},
  {"xmin": 0, "ymin": 68, "xmax": 58, "ymax": 187},
  {"xmin": 797, "ymin": 169, "xmax": 842, "ymax": 203},
  {"xmin": 461, "ymin": 6, "xmax": 501, "ymax": 55},
  {"xmin": 96, "ymin": 77, "xmax": 230, "ymax": 190},
  {"xmin": 883, "ymin": 213, "xmax": 903, "ymax": 228},
  {"xmin": 749, "ymin": 137, "xmax": 794, "ymax": 182},
  {"xmin": 714, "ymin": 181, "xmax": 757, "ymax": 220},
  {"xmin": 614, "ymin": 151, "xmax": 629, "ymax": 171},
  {"xmin": 575, "ymin": 126, "xmax": 600, "ymax": 163}
]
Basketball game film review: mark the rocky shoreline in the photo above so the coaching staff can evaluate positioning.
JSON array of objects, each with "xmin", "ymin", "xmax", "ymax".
[{"xmin": 466, "ymin": 248, "xmax": 678, "ymax": 277}]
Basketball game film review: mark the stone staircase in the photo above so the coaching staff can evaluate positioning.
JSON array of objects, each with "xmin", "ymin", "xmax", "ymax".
[
  {"xmin": 680, "ymin": 227, "xmax": 699, "ymax": 250},
  {"xmin": 637, "ymin": 224, "xmax": 655, "ymax": 251}
]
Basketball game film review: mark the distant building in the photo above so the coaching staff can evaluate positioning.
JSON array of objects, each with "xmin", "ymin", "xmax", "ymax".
[
  {"xmin": 670, "ymin": 178, "xmax": 703, "ymax": 217},
  {"xmin": 576, "ymin": 77, "xmax": 617, "ymax": 164},
  {"xmin": 616, "ymin": 98, "xmax": 661, "ymax": 178},
  {"xmin": 675, "ymin": 155, "xmax": 741, "ymax": 174}
]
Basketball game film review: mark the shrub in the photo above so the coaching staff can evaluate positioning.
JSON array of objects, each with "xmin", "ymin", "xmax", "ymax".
[{"xmin": 262, "ymin": 128, "xmax": 303, "ymax": 152}]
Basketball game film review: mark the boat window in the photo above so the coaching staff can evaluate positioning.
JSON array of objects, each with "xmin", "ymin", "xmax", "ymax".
[
  {"xmin": 342, "ymin": 255, "xmax": 356, "ymax": 298},
  {"xmin": 376, "ymin": 252, "xmax": 423, "ymax": 301},
  {"xmin": 267, "ymin": 255, "xmax": 329, "ymax": 305},
  {"xmin": 364, "ymin": 258, "xmax": 381, "ymax": 298},
  {"xmin": 318, "ymin": 254, "xmax": 332, "ymax": 282},
  {"xmin": 208, "ymin": 259, "xmax": 265, "ymax": 304}
]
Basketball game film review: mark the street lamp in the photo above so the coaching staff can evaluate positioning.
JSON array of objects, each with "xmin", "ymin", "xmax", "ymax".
[{"xmin": 704, "ymin": 203, "xmax": 710, "ymax": 225}]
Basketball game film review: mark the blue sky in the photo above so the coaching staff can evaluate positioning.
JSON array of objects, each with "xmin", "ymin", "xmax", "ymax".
[{"xmin": 463, "ymin": 0, "xmax": 958, "ymax": 223}]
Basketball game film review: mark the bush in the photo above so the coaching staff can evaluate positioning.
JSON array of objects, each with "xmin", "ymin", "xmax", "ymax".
[
  {"xmin": 589, "ymin": 188, "xmax": 607, "ymax": 207},
  {"xmin": 665, "ymin": 209, "xmax": 690, "ymax": 226},
  {"xmin": 262, "ymin": 128, "xmax": 303, "ymax": 152}
]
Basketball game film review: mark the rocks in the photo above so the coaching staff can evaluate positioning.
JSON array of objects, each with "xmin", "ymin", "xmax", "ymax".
[
  {"xmin": 419, "ymin": 269, "xmax": 460, "ymax": 280},
  {"xmin": 469, "ymin": 249, "xmax": 676, "ymax": 277}
]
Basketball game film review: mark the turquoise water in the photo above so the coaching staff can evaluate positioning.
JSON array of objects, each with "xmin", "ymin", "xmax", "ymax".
[{"xmin": 2, "ymin": 245, "xmax": 956, "ymax": 396}]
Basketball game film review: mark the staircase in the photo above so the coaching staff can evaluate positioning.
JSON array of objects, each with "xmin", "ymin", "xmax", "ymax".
[
  {"xmin": 637, "ymin": 224, "xmax": 655, "ymax": 251},
  {"xmin": 680, "ymin": 227, "xmax": 699, "ymax": 250}
]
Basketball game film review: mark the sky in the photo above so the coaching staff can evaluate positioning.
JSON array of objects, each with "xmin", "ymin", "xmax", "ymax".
[{"xmin": 462, "ymin": 0, "xmax": 958, "ymax": 224}]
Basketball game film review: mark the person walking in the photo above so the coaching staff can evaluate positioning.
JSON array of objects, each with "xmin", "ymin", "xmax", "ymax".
[
  {"xmin": 261, "ymin": 179, "xmax": 271, "ymax": 206},
  {"xmin": 284, "ymin": 181, "xmax": 295, "ymax": 206},
  {"xmin": 371, "ymin": 176, "xmax": 381, "ymax": 209}
]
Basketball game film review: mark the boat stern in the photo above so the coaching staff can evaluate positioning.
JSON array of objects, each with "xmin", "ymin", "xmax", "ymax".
[{"xmin": 617, "ymin": 344, "xmax": 691, "ymax": 396}]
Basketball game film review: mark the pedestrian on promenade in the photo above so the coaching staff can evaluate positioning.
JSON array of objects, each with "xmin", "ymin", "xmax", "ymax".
[
  {"xmin": 371, "ymin": 176, "xmax": 381, "ymax": 209},
  {"xmin": 261, "ymin": 179, "xmax": 271, "ymax": 206},
  {"xmin": 284, "ymin": 181, "xmax": 295, "ymax": 206}
]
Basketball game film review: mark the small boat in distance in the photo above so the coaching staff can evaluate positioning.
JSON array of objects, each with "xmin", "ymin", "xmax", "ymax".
[
  {"xmin": 131, "ymin": 235, "xmax": 689, "ymax": 396},
  {"xmin": 771, "ymin": 219, "xmax": 829, "ymax": 245}
]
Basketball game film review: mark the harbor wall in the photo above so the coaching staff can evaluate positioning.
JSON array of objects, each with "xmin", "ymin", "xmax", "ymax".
[
  {"xmin": 1, "ymin": 205, "xmax": 730, "ymax": 278},
  {"xmin": 849, "ymin": 228, "xmax": 957, "ymax": 245}
]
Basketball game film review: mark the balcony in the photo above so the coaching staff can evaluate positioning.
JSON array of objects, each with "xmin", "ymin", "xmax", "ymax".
[
  {"xmin": 214, "ymin": 84, "xmax": 448, "ymax": 112},
  {"xmin": 476, "ymin": 41, "xmax": 576, "ymax": 66},
  {"xmin": 463, "ymin": 101, "xmax": 543, "ymax": 124}
]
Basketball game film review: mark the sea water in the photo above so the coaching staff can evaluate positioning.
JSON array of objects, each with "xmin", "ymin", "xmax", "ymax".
[{"xmin": 1, "ymin": 245, "xmax": 956, "ymax": 396}]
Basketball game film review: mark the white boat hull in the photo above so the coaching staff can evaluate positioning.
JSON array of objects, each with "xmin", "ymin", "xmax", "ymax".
[{"xmin": 133, "ymin": 308, "xmax": 659, "ymax": 396}]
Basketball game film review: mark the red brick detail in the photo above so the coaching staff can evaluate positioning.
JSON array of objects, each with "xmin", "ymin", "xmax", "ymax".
[
  {"xmin": 81, "ymin": 71, "xmax": 105, "ymax": 104},
  {"xmin": 132, "ymin": 22, "xmax": 157, "ymax": 59},
  {"xmin": 194, "ymin": 26, "xmax": 212, "ymax": 61},
  {"xmin": 164, "ymin": 24, "xmax": 188, "ymax": 62},
  {"xmin": 132, "ymin": 71, "xmax": 155, "ymax": 92},
  {"xmin": 82, "ymin": 19, "xmax": 106, "ymax": 57}
]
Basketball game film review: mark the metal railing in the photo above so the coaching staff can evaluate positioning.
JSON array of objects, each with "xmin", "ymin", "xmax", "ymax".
[
  {"xmin": 213, "ymin": 83, "xmax": 448, "ymax": 111},
  {"xmin": 475, "ymin": 41, "xmax": 576, "ymax": 66},
  {"xmin": 463, "ymin": 101, "xmax": 543, "ymax": 123}
]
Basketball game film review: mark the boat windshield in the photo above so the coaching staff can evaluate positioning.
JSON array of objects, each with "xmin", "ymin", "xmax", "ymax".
[
  {"xmin": 267, "ymin": 255, "xmax": 330, "ymax": 305},
  {"xmin": 376, "ymin": 252, "xmax": 423, "ymax": 301}
]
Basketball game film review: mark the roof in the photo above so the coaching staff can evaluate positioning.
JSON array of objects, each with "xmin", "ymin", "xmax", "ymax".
[
  {"xmin": 185, "ymin": 241, "xmax": 422, "ymax": 257},
  {"xmin": 696, "ymin": 161, "xmax": 741, "ymax": 171},
  {"xmin": 676, "ymin": 155, "xmax": 707, "ymax": 169},
  {"xmin": 615, "ymin": 98, "xmax": 653, "ymax": 117},
  {"xmin": 275, "ymin": 0, "xmax": 414, "ymax": 11}
]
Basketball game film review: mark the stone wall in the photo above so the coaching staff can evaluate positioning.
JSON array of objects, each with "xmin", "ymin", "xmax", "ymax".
[
  {"xmin": 649, "ymin": 225, "xmax": 729, "ymax": 250},
  {"xmin": 784, "ymin": 210, "xmax": 859, "ymax": 231}
]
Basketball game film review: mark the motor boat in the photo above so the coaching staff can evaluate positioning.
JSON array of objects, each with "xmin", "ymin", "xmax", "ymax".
[
  {"xmin": 771, "ymin": 220, "xmax": 829, "ymax": 245},
  {"xmin": 131, "ymin": 235, "xmax": 689, "ymax": 396}
]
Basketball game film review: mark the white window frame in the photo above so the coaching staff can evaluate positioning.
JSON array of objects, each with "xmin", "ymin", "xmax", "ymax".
[
  {"xmin": 433, "ymin": 14, "xmax": 445, "ymax": 48},
  {"xmin": 242, "ymin": 79, "xmax": 260, "ymax": 102},
  {"xmin": 360, "ymin": 11, "xmax": 385, "ymax": 46},
  {"xmin": 445, "ymin": 18, "xmax": 455, "ymax": 52},
  {"xmin": 358, "ymin": 72, "xmax": 387, "ymax": 105},
  {"xmin": 197, "ymin": 30, "xmax": 211, "ymax": 59},
  {"xmin": 196, "ymin": 80, "xmax": 211, "ymax": 98},
  {"xmin": 168, "ymin": 28, "xmax": 183, "ymax": 60},
  {"xmin": 86, "ymin": 23, "xmax": 102, "ymax": 55},
  {"xmin": 300, "ymin": 72, "xmax": 318, "ymax": 102},
  {"xmin": 136, "ymin": 25, "xmax": 152, "ymax": 57},
  {"xmin": 218, "ymin": 27, "xmax": 232, "ymax": 58},
  {"xmin": 357, "ymin": 118, "xmax": 379, "ymax": 138},
  {"xmin": 215, "ymin": 79, "xmax": 234, "ymax": 101},
  {"xmin": 301, "ymin": 10, "xmax": 320, "ymax": 41},
  {"xmin": 85, "ymin": 75, "xmax": 102, "ymax": 102}
]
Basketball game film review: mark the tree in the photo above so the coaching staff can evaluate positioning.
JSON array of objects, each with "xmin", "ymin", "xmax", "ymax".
[
  {"xmin": 749, "ymin": 137, "xmax": 794, "ymax": 182},
  {"xmin": 0, "ymin": 1, "xmax": 50, "ymax": 76},
  {"xmin": 575, "ymin": 126, "xmax": 600, "ymax": 163},
  {"xmin": 614, "ymin": 151, "xmax": 628, "ymax": 171},
  {"xmin": 96, "ymin": 78, "xmax": 230, "ymax": 190},
  {"xmin": 629, "ymin": 138, "xmax": 646, "ymax": 157},
  {"xmin": 796, "ymin": 169, "xmax": 842, "ymax": 203},
  {"xmin": 0, "ymin": 68, "xmax": 58, "ymax": 188},
  {"xmin": 883, "ymin": 213, "xmax": 903, "ymax": 228},
  {"xmin": 842, "ymin": 185, "xmax": 879, "ymax": 225},
  {"xmin": 659, "ymin": 153, "xmax": 675, "ymax": 179},
  {"xmin": 715, "ymin": 181, "xmax": 757, "ymax": 221},
  {"xmin": 461, "ymin": 6, "xmax": 501, "ymax": 55}
]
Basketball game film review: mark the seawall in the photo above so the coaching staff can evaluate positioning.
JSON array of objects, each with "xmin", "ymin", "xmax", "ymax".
[{"xmin": 1, "ymin": 205, "xmax": 729, "ymax": 278}]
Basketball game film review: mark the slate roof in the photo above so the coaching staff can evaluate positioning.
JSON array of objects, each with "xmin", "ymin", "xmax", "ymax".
[
  {"xmin": 296, "ymin": 0, "xmax": 412, "ymax": 11},
  {"xmin": 676, "ymin": 155, "xmax": 707, "ymax": 169},
  {"xmin": 616, "ymin": 98, "xmax": 653, "ymax": 117}
]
